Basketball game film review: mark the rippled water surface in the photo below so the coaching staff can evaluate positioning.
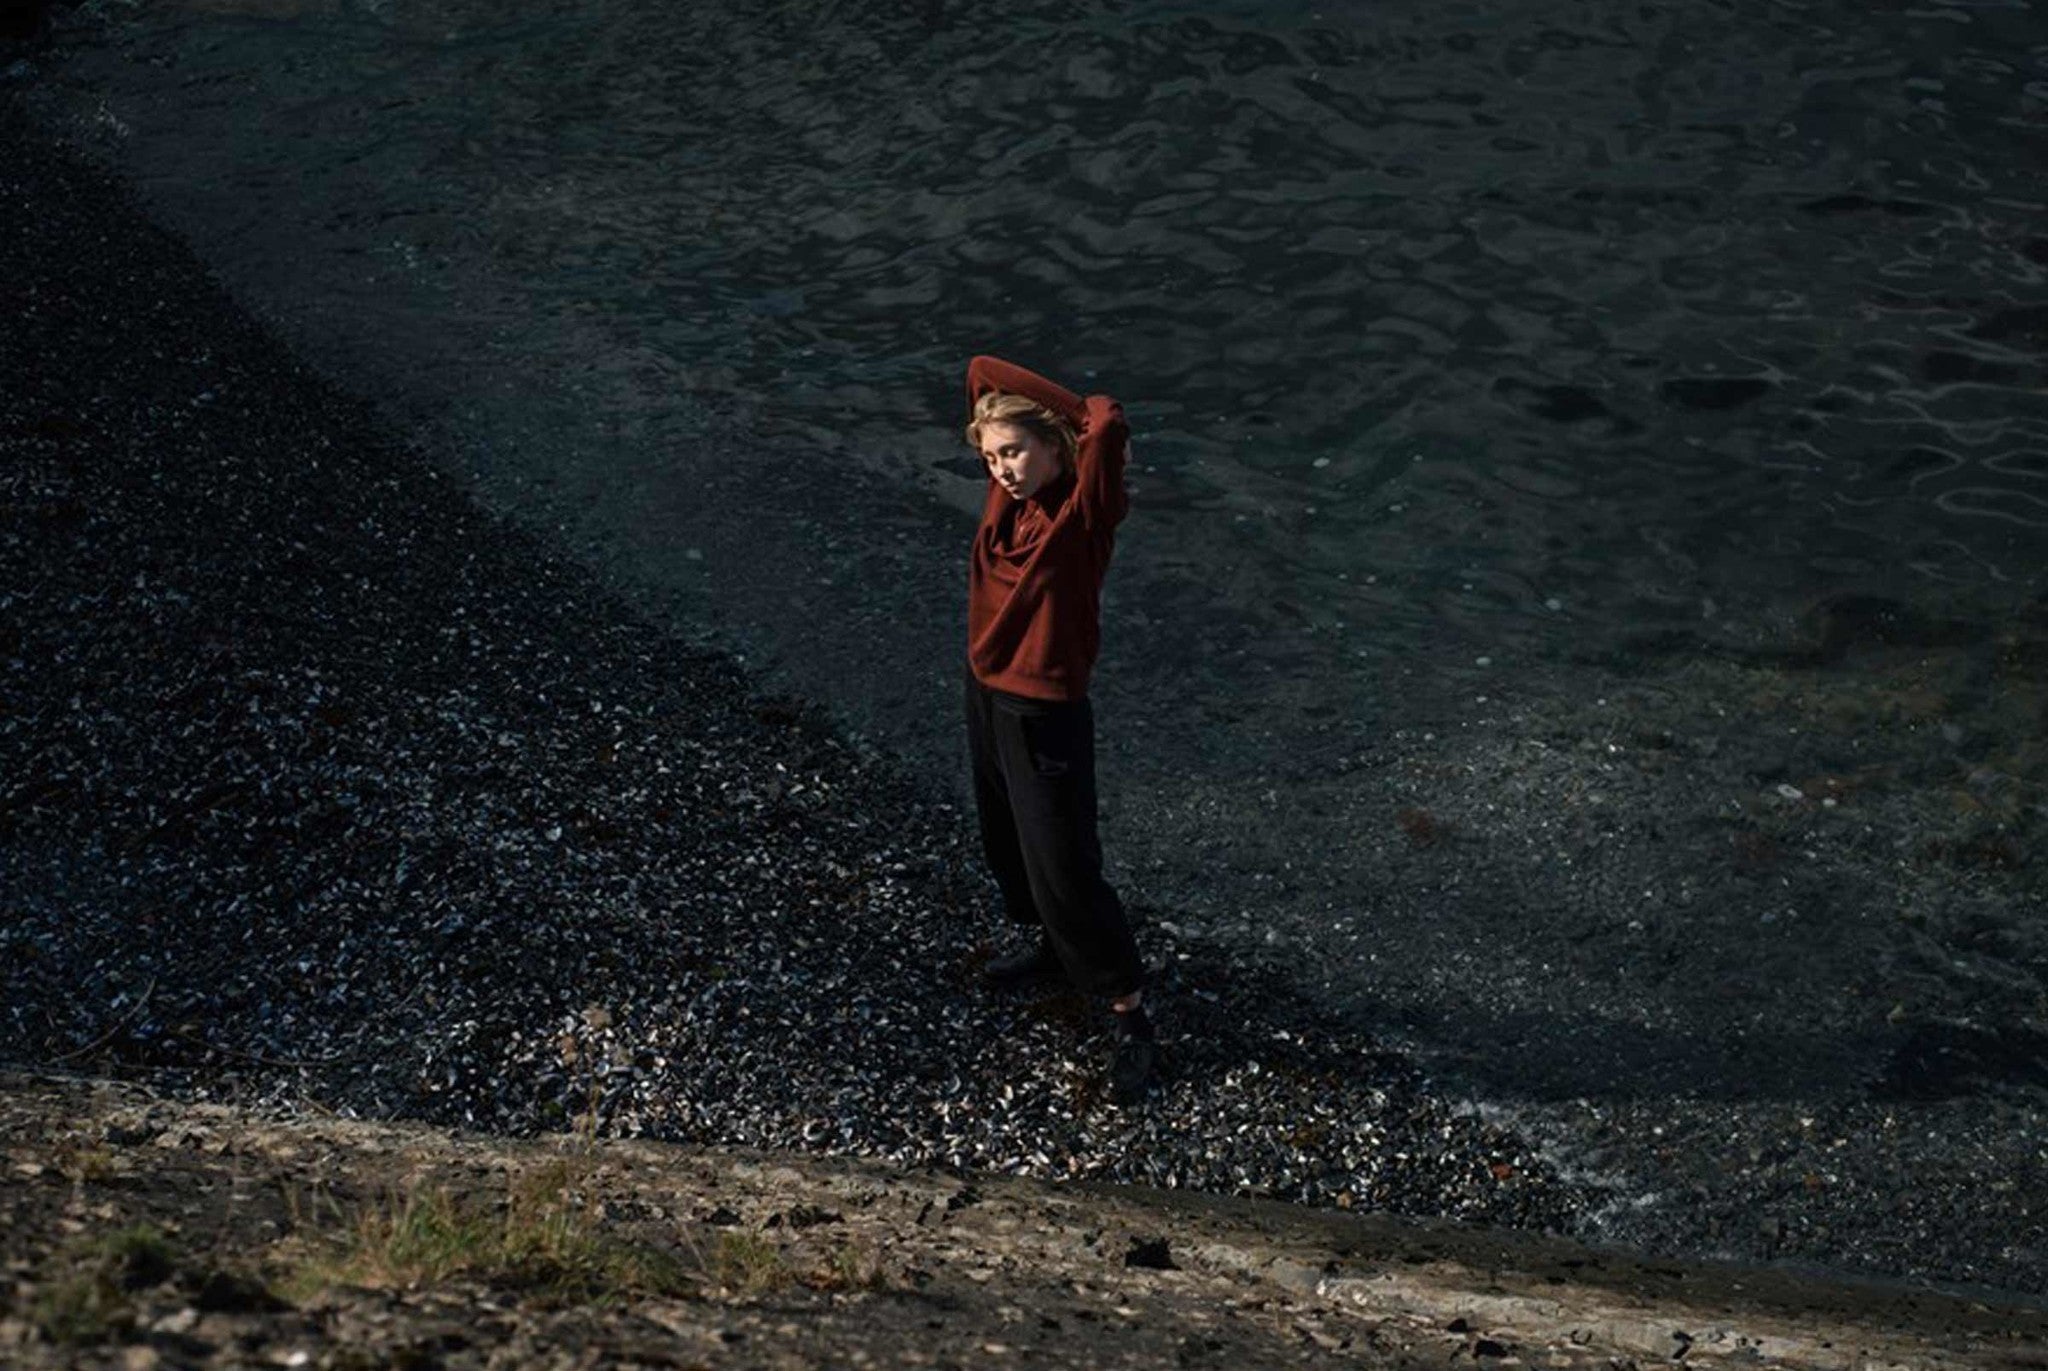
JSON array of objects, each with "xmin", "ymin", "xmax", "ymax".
[
  {"xmin": 65, "ymin": 0, "xmax": 2046, "ymax": 664},
  {"xmin": 385, "ymin": 0, "xmax": 2048, "ymax": 654}
]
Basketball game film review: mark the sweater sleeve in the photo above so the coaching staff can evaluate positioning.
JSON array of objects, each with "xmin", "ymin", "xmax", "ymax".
[
  {"xmin": 1074, "ymin": 393, "xmax": 1130, "ymax": 533},
  {"xmin": 965, "ymin": 354, "xmax": 1086, "ymax": 429}
]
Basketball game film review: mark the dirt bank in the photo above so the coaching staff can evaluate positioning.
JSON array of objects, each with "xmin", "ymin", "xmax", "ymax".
[{"xmin": 6, "ymin": 1072, "xmax": 2046, "ymax": 1370}]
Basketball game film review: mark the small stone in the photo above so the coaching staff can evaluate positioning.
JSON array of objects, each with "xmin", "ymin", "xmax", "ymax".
[
  {"xmin": 1123, "ymin": 1237, "xmax": 1176, "ymax": 1270},
  {"xmin": 195, "ymin": 1269, "xmax": 284, "ymax": 1313}
]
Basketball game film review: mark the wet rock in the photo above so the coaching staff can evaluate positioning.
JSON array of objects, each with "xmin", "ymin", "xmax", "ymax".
[{"xmin": 0, "ymin": 0, "xmax": 50, "ymax": 45}]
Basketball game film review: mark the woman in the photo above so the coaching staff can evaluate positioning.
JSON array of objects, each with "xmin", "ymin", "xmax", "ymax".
[{"xmin": 961, "ymin": 353, "xmax": 1156, "ymax": 1105}]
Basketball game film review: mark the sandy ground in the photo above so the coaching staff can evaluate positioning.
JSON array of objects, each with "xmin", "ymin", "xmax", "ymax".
[{"xmin": 7, "ymin": 1071, "xmax": 2048, "ymax": 1370}]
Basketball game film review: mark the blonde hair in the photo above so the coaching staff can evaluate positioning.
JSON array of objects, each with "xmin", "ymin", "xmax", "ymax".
[{"xmin": 964, "ymin": 392, "xmax": 1078, "ymax": 470}]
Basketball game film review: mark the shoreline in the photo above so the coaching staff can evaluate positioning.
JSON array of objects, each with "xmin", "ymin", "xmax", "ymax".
[{"xmin": 1, "ymin": 82, "xmax": 1576, "ymax": 1235}]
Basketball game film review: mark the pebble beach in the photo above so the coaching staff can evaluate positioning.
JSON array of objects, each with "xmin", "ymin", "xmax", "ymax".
[{"xmin": 6, "ymin": 0, "xmax": 2048, "ymax": 1314}]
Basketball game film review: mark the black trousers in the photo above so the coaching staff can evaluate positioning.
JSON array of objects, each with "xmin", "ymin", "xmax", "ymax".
[{"xmin": 964, "ymin": 668, "xmax": 1143, "ymax": 1000}]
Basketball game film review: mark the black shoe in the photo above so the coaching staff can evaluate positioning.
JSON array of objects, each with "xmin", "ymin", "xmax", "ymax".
[
  {"xmin": 982, "ymin": 936, "xmax": 1062, "ymax": 990},
  {"xmin": 1109, "ymin": 1010, "xmax": 1159, "ymax": 1105}
]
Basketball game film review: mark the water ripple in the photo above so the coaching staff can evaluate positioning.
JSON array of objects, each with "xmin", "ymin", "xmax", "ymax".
[{"xmin": 85, "ymin": 0, "xmax": 2048, "ymax": 652}]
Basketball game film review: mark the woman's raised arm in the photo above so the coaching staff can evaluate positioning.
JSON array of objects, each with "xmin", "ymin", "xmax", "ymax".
[{"xmin": 965, "ymin": 354, "xmax": 1086, "ymax": 429}]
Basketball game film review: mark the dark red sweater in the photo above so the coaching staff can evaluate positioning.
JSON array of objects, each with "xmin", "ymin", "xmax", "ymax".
[{"xmin": 966, "ymin": 355, "xmax": 1130, "ymax": 701}]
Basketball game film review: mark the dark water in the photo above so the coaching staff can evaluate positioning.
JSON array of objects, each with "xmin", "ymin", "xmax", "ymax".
[
  {"xmin": 434, "ymin": 0, "xmax": 2048, "ymax": 657},
  {"xmin": 51, "ymin": 0, "xmax": 2045, "ymax": 667}
]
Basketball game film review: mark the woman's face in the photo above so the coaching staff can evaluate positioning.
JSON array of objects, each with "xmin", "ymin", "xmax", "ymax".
[{"xmin": 977, "ymin": 420, "xmax": 1064, "ymax": 501}]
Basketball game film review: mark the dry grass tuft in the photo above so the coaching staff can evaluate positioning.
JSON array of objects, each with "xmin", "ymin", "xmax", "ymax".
[
  {"xmin": 705, "ymin": 1229, "xmax": 789, "ymax": 1296},
  {"xmin": 33, "ymin": 1224, "xmax": 177, "ymax": 1344},
  {"xmin": 53, "ymin": 1143, "xmax": 120, "ymax": 1184},
  {"xmin": 282, "ymin": 1157, "xmax": 689, "ymax": 1306},
  {"xmin": 807, "ymin": 1239, "xmax": 890, "ymax": 1293}
]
